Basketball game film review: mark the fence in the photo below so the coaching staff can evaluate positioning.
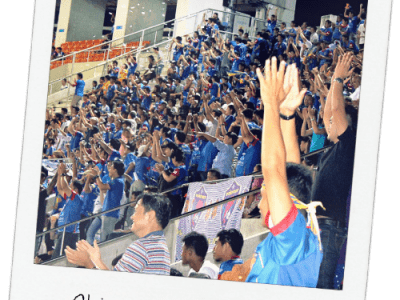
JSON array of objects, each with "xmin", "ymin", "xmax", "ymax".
[{"xmin": 36, "ymin": 145, "xmax": 331, "ymax": 263}]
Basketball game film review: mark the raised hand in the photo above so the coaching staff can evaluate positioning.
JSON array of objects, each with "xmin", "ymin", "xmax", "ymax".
[
  {"xmin": 333, "ymin": 52, "xmax": 353, "ymax": 80},
  {"xmin": 280, "ymin": 64, "xmax": 307, "ymax": 116},
  {"xmin": 256, "ymin": 57, "xmax": 286, "ymax": 108}
]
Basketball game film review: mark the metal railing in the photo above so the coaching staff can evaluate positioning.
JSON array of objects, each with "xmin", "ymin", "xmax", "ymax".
[
  {"xmin": 47, "ymin": 7, "xmax": 271, "ymax": 97},
  {"xmin": 36, "ymin": 143, "xmax": 331, "ymax": 262},
  {"xmin": 47, "ymin": 37, "xmax": 176, "ymax": 107}
]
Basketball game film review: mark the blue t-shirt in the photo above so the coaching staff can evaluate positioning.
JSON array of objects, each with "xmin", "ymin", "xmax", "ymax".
[
  {"xmin": 106, "ymin": 84, "xmax": 116, "ymax": 101},
  {"xmin": 124, "ymin": 152, "xmax": 137, "ymax": 178},
  {"xmin": 309, "ymin": 126, "xmax": 327, "ymax": 153},
  {"xmin": 102, "ymin": 177, "xmax": 125, "ymax": 218},
  {"xmin": 225, "ymin": 115, "xmax": 235, "ymax": 131},
  {"xmin": 319, "ymin": 27, "xmax": 333, "ymax": 43},
  {"xmin": 235, "ymin": 139, "xmax": 261, "ymax": 176},
  {"xmin": 273, "ymin": 42, "xmax": 287, "ymax": 56},
  {"xmin": 246, "ymin": 205, "xmax": 323, "ymax": 287},
  {"xmin": 170, "ymin": 165, "xmax": 187, "ymax": 196},
  {"xmin": 75, "ymin": 80, "xmax": 85, "ymax": 97},
  {"xmin": 218, "ymin": 257, "xmax": 244, "ymax": 279},
  {"xmin": 332, "ymin": 26, "xmax": 342, "ymax": 41},
  {"xmin": 58, "ymin": 191, "xmax": 83, "ymax": 233},
  {"xmin": 146, "ymin": 158, "xmax": 160, "ymax": 186},
  {"xmin": 267, "ymin": 20, "xmax": 277, "ymax": 33},
  {"xmin": 348, "ymin": 16, "xmax": 360, "ymax": 34},
  {"xmin": 318, "ymin": 48, "xmax": 332, "ymax": 67},
  {"xmin": 81, "ymin": 185, "xmax": 100, "ymax": 217},
  {"xmin": 178, "ymin": 143, "xmax": 192, "ymax": 169},
  {"xmin": 135, "ymin": 156, "xmax": 150, "ymax": 183},
  {"xmin": 342, "ymin": 39, "xmax": 359, "ymax": 54},
  {"xmin": 197, "ymin": 141, "xmax": 219, "ymax": 172},
  {"xmin": 210, "ymin": 82, "xmax": 219, "ymax": 98},
  {"xmin": 127, "ymin": 62, "xmax": 137, "ymax": 77},
  {"xmin": 70, "ymin": 131, "xmax": 83, "ymax": 151},
  {"xmin": 190, "ymin": 138, "xmax": 207, "ymax": 166},
  {"xmin": 141, "ymin": 95, "xmax": 152, "ymax": 111}
]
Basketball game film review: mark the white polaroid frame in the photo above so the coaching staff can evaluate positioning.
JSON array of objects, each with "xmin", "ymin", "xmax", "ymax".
[{"xmin": 8, "ymin": 0, "xmax": 393, "ymax": 299}]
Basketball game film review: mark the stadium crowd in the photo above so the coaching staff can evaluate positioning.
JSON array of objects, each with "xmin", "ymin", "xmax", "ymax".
[{"xmin": 36, "ymin": 3, "xmax": 366, "ymax": 290}]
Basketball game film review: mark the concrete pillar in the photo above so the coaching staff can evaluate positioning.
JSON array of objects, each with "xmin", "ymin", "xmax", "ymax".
[
  {"xmin": 174, "ymin": 0, "xmax": 225, "ymax": 37},
  {"xmin": 112, "ymin": 0, "xmax": 166, "ymax": 47},
  {"xmin": 55, "ymin": 0, "xmax": 108, "ymax": 47}
]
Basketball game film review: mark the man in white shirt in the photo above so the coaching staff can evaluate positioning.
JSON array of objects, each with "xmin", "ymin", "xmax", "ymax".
[
  {"xmin": 349, "ymin": 75, "xmax": 361, "ymax": 108},
  {"xmin": 181, "ymin": 232, "xmax": 219, "ymax": 279},
  {"xmin": 310, "ymin": 26, "xmax": 319, "ymax": 45}
]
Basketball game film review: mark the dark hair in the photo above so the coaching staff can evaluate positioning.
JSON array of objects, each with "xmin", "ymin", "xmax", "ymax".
[
  {"xmin": 171, "ymin": 148, "xmax": 184, "ymax": 163},
  {"xmin": 345, "ymin": 105, "xmax": 358, "ymax": 132},
  {"xmin": 110, "ymin": 138, "xmax": 121, "ymax": 151},
  {"xmin": 197, "ymin": 122, "xmax": 206, "ymax": 132},
  {"xmin": 226, "ymin": 132, "xmax": 238, "ymax": 145},
  {"xmin": 250, "ymin": 128, "xmax": 262, "ymax": 141},
  {"xmin": 111, "ymin": 254, "xmax": 123, "ymax": 267},
  {"xmin": 286, "ymin": 163, "xmax": 313, "ymax": 203},
  {"xmin": 139, "ymin": 193, "xmax": 172, "ymax": 229},
  {"xmin": 245, "ymin": 102, "xmax": 255, "ymax": 110},
  {"xmin": 216, "ymin": 229, "xmax": 244, "ymax": 255},
  {"xmin": 112, "ymin": 160, "xmax": 125, "ymax": 177},
  {"xmin": 254, "ymin": 109, "xmax": 264, "ymax": 120},
  {"xmin": 170, "ymin": 268, "xmax": 183, "ymax": 276},
  {"xmin": 72, "ymin": 180, "xmax": 83, "ymax": 194},
  {"xmin": 182, "ymin": 231, "xmax": 208, "ymax": 259},
  {"xmin": 175, "ymin": 130, "xmax": 186, "ymax": 143},
  {"xmin": 207, "ymin": 168, "xmax": 221, "ymax": 179},
  {"xmin": 77, "ymin": 73, "xmax": 83, "ymax": 79},
  {"xmin": 242, "ymin": 108, "xmax": 254, "ymax": 120}
]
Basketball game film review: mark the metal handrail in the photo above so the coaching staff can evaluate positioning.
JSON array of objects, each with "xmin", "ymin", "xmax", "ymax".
[
  {"xmin": 36, "ymin": 174, "xmax": 258, "ymax": 238},
  {"xmin": 48, "ymin": 37, "xmax": 174, "ymax": 85},
  {"xmin": 51, "ymin": 9, "xmax": 211, "ymax": 64},
  {"xmin": 51, "ymin": 7, "xmax": 269, "ymax": 64},
  {"xmin": 37, "ymin": 144, "xmax": 332, "ymax": 237},
  {"xmin": 50, "ymin": 7, "xmax": 269, "ymax": 72}
]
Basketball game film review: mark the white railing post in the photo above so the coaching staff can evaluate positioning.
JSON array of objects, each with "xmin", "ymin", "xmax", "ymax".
[
  {"xmin": 154, "ymin": 30, "xmax": 157, "ymax": 45},
  {"xmin": 71, "ymin": 53, "xmax": 76, "ymax": 76},
  {"xmin": 104, "ymin": 48, "xmax": 110, "ymax": 76},
  {"xmin": 59, "ymin": 228, "xmax": 66, "ymax": 256},
  {"xmin": 250, "ymin": 17, "xmax": 256, "ymax": 38}
]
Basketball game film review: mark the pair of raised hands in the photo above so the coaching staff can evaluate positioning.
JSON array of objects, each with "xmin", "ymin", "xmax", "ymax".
[{"xmin": 256, "ymin": 58, "xmax": 307, "ymax": 116}]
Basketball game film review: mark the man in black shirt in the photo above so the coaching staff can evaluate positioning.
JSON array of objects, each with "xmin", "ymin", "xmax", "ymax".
[{"xmin": 311, "ymin": 53, "xmax": 358, "ymax": 289}]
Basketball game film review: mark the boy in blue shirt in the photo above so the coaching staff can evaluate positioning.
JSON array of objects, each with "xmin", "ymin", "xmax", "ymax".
[
  {"xmin": 68, "ymin": 73, "xmax": 85, "ymax": 112},
  {"xmin": 86, "ymin": 160, "xmax": 125, "ymax": 245},
  {"xmin": 319, "ymin": 20, "xmax": 333, "ymax": 44},
  {"xmin": 52, "ymin": 163, "xmax": 84, "ymax": 259}
]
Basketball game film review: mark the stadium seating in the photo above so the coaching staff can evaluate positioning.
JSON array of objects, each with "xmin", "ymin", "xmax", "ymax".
[{"xmin": 52, "ymin": 39, "xmax": 151, "ymax": 69}]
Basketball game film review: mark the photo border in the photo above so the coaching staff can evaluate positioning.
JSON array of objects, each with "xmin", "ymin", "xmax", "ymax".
[{"xmin": 8, "ymin": 0, "xmax": 393, "ymax": 299}]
